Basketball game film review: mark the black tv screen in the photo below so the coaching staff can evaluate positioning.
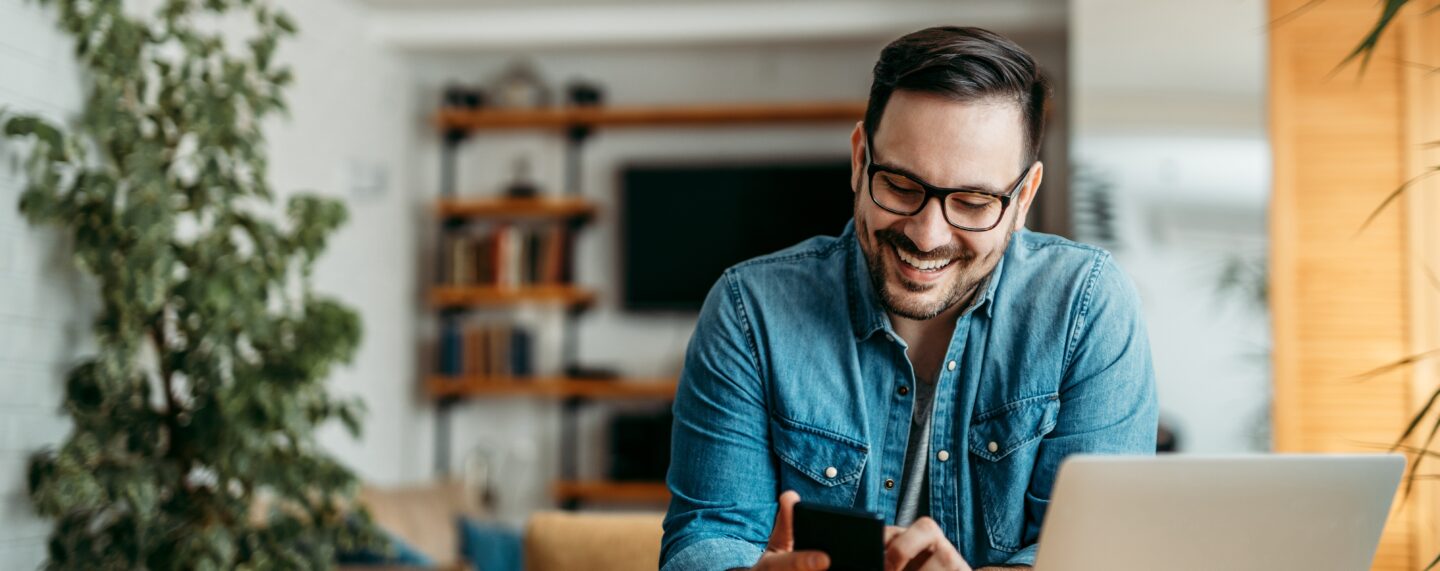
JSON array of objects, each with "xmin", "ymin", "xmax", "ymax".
[{"xmin": 621, "ymin": 159, "xmax": 856, "ymax": 311}]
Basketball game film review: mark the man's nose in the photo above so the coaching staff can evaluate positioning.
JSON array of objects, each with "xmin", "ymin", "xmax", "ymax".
[{"xmin": 905, "ymin": 198, "xmax": 953, "ymax": 253}]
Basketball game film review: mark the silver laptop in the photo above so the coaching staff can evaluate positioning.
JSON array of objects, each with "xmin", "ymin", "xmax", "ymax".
[{"xmin": 1034, "ymin": 454, "xmax": 1404, "ymax": 571}]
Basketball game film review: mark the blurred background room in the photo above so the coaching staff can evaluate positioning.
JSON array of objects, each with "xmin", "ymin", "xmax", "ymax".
[{"xmin": 4, "ymin": 0, "xmax": 1439, "ymax": 569}]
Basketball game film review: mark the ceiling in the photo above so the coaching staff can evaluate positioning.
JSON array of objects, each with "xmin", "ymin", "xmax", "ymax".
[{"xmin": 357, "ymin": 0, "xmax": 1067, "ymax": 51}]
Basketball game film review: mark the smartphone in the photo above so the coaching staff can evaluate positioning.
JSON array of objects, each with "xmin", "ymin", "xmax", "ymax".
[{"xmin": 792, "ymin": 501, "xmax": 885, "ymax": 571}]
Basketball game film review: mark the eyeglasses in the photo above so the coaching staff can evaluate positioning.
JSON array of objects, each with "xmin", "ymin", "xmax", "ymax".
[{"xmin": 863, "ymin": 136, "xmax": 1034, "ymax": 232}]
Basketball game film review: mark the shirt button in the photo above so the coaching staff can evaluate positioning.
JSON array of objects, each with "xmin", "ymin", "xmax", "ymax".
[
  {"xmin": 897, "ymin": 385, "xmax": 909, "ymax": 396},
  {"xmin": 937, "ymin": 450, "xmax": 950, "ymax": 462},
  {"xmin": 884, "ymin": 478, "xmax": 895, "ymax": 490},
  {"xmin": 947, "ymin": 360, "xmax": 957, "ymax": 371},
  {"xmin": 987, "ymin": 441, "xmax": 999, "ymax": 453},
  {"xmin": 824, "ymin": 466, "xmax": 838, "ymax": 479}
]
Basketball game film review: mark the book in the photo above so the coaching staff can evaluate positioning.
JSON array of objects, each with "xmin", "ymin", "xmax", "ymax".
[
  {"xmin": 439, "ymin": 322, "xmax": 463, "ymax": 376},
  {"xmin": 510, "ymin": 328, "xmax": 532, "ymax": 377},
  {"xmin": 438, "ymin": 220, "xmax": 574, "ymax": 288}
]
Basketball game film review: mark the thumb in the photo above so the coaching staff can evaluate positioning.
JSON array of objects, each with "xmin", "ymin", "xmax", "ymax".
[{"xmin": 767, "ymin": 490, "xmax": 802, "ymax": 552}]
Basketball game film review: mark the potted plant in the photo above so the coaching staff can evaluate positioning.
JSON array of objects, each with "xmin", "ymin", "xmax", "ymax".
[{"xmin": 2, "ymin": 0, "xmax": 382, "ymax": 567}]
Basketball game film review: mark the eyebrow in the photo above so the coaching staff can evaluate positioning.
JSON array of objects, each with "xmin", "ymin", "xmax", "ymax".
[{"xmin": 871, "ymin": 159, "xmax": 1011, "ymax": 197}]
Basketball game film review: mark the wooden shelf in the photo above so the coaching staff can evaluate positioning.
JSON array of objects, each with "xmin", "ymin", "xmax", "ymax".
[
  {"xmin": 551, "ymin": 480, "xmax": 670, "ymax": 503},
  {"xmin": 437, "ymin": 196, "xmax": 596, "ymax": 221},
  {"xmin": 435, "ymin": 101, "xmax": 867, "ymax": 131},
  {"xmin": 429, "ymin": 285, "xmax": 595, "ymax": 308},
  {"xmin": 426, "ymin": 377, "xmax": 678, "ymax": 399}
]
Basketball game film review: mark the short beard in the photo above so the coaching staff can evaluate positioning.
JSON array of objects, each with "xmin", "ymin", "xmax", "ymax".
[{"xmin": 860, "ymin": 217, "xmax": 1011, "ymax": 321}]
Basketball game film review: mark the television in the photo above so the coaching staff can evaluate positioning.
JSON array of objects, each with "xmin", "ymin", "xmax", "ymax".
[{"xmin": 621, "ymin": 159, "xmax": 856, "ymax": 311}]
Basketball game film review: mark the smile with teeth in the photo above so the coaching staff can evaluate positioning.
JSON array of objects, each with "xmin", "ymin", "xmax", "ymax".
[{"xmin": 895, "ymin": 246, "xmax": 955, "ymax": 272}]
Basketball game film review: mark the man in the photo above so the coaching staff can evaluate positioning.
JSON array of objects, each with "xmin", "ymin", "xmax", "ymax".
[{"xmin": 660, "ymin": 26, "xmax": 1157, "ymax": 571}]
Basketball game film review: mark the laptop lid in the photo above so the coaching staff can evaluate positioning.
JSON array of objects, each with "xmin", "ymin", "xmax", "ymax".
[{"xmin": 1033, "ymin": 454, "xmax": 1404, "ymax": 571}]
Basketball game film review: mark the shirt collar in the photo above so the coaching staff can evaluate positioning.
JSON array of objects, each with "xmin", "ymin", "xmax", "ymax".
[{"xmin": 845, "ymin": 220, "xmax": 1007, "ymax": 341}]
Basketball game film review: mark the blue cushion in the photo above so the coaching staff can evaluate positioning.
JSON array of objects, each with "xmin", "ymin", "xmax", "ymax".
[
  {"xmin": 458, "ymin": 516, "xmax": 523, "ymax": 571},
  {"xmin": 336, "ymin": 519, "xmax": 436, "ymax": 568}
]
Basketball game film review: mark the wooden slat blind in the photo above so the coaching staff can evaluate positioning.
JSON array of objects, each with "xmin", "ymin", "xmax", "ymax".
[{"xmin": 1270, "ymin": 0, "xmax": 1428, "ymax": 569}]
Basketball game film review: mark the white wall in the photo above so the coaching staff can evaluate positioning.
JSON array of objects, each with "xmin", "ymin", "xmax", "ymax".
[
  {"xmin": 362, "ymin": 0, "xmax": 1066, "ymax": 51},
  {"xmin": 253, "ymin": 0, "xmax": 422, "ymax": 488},
  {"xmin": 1071, "ymin": 0, "xmax": 1272, "ymax": 452},
  {"xmin": 0, "ymin": 2, "xmax": 89, "ymax": 567},
  {"xmin": 399, "ymin": 29, "xmax": 1068, "ymax": 518},
  {"xmin": 234, "ymin": 0, "xmax": 1067, "ymax": 519}
]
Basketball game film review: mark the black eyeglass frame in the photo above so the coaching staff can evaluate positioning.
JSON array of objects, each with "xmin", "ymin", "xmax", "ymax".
[{"xmin": 862, "ymin": 134, "xmax": 1035, "ymax": 232}]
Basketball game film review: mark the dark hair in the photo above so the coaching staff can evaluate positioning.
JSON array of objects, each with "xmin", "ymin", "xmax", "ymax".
[{"xmin": 864, "ymin": 26, "xmax": 1051, "ymax": 166}]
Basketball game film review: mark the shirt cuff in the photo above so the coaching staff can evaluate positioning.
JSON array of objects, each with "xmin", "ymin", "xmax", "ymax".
[
  {"xmin": 1000, "ymin": 543, "xmax": 1038, "ymax": 567},
  {"xmin": 662, "ymin": 536, "xmax": 764, "ymax": 571}
]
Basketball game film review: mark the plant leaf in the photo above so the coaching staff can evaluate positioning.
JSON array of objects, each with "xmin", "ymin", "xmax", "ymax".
[
  {"xmin": 1402, "ymin": 404, "xmax": 1440, "ymax": 498},
  {"xmin": 1269, "ymin": 0, "xmax": 1328, "ymax": 29},
  {"xmin": 1336, "ymin": 0, "xmax": 1412, "ymax": 76},
  {"xmin": 1350, "ymin": 348, "xmax": 1440, "ymax": 383},
  {"xmin": 1356, "ymin": 167, "xmax": 1440, "ymax": 235},
  {"xmin": 1360, "ymin": 441, "xmax": 1440, "ymax": 460},
  {"xmin": 1398, "ymin": 395, "xmax": 1440, "ymax": 462},
  {"xmin": 1425, "ymin": 264, "xmax": 1440, "ymax": 294}
]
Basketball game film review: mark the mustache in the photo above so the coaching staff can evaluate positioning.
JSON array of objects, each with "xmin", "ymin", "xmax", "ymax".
[{"xmin": 875, "ymin": 228, "xmax": 971, "ymax": 262}]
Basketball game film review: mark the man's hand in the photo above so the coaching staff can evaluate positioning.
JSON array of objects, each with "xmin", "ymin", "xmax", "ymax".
[
  {"xmin": 883, "ymin": 517, "xmax": 972, "ymax": 571},
  {"xmin": 749, "ymin": 491, "xmax": 831, "ymax": 570}
]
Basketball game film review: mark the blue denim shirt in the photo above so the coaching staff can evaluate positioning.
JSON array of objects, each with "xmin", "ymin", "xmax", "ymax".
[{"xmin": 660, "ymin": 220, "xmax": 1158, "ymax": 570}]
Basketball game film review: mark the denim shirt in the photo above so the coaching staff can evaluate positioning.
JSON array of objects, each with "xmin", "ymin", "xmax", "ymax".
[{"xmin": 660, "ymin": 220, "xmax": 1158, "ymax": 570}]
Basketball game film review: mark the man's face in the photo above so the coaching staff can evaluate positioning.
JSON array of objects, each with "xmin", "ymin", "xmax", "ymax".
[{"xmin": 849, "ymin": 90, "xmax": 1043, "ymax": 322}]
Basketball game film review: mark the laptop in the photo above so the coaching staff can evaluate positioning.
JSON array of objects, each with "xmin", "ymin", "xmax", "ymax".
[{"xmin": 1034, "ymin": 454, "xmax": 1405, "ymax": 571}]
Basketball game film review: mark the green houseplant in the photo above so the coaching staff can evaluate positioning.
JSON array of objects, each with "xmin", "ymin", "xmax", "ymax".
[
  {"xmin": 2, "ymin": 0, "xmax": 382, "ymax": 567},
  {"xmin": 1323, "ymin": 0, "xmax": 1440, "ymax": 568},
  {"xmin": 1347, "ymin": 0, "xmax": 1440, "ymax": 478}
]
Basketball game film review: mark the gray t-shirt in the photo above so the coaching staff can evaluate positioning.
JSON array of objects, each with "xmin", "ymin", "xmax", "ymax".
[
  {"xmin": 893, "ymin": 372, "xmax": 939, "ymax": 526},
  {"xmin": 892, "ymin": 278, "xmax": 995, "ymax": 527}
]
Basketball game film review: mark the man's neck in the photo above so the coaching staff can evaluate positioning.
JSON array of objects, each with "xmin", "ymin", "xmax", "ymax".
[
  {"xmin": 889, "ymin": 284, "xmax": 978, "ymax": 380},
  {"xmin": 890, "ymin": 303, "xmax": 961, "ymax": 346}
]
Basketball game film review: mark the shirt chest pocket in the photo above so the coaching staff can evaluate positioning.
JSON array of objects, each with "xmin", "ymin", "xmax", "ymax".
[
  {"xmin": 771, "ymin": 416, "xmax": 868, "ymax": 509},
  {"xmin": 968, "ymin": 393, "xmax": 1059, "ymax": 553}
]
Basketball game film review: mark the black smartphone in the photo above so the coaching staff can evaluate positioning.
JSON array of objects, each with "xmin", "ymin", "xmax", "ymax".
[{"xmin": 792, "ymin": 501, "xmax": 885, "ymax": 571}]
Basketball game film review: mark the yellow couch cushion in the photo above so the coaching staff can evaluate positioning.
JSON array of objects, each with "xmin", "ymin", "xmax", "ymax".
[{"xmin": 524, "ymin": 511, "xmax": 664, "ymax": 571}]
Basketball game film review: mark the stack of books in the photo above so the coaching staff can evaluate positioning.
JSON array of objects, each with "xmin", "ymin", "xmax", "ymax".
[
  {"xmin": 442, "ymin": 224, "xmax": 571, "ymax": 287},
  {"xmin": 438, "ymin": 322, "xmax": 534, "ymax": 379}
]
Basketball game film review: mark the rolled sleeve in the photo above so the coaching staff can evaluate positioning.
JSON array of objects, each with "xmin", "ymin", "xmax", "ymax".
[
  {"xmin": 661, "ymin": 271, "xmax": 777, "ymax": 570},
  {"xmin": 662, "ymin": 536, "xmax": 764, "ymax": 571}
]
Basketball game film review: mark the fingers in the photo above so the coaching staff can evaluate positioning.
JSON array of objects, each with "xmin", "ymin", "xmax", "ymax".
[
  {"xmin": 884, "ymin": 518, "xmax": 971, "ymax": 571},
  {"xmin": 766, "ymin": 490, "xmax": 802, "ymax": 552},
  {"xmin": 916, "ymin": 548, "xmax": 969, "ymax": 571},
  {"xmin": 884, "ymin": 517, "xmax": 941, "ymax": 570},
  {"xmin": 754, "ymin": 550, "xmax": 830, "ymax": 571}
]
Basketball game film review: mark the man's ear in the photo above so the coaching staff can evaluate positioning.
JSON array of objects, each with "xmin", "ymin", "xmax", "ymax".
[
  {"xmin": 1010, "ymin": 161, "xmax": 1044, "ymax": 230},
  {"xmin": 849, "ymin": 121, "xmax": 865, "ymax": 194}
]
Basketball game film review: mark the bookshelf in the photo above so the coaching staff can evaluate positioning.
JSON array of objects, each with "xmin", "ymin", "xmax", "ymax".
[
  {"xmin": 552, "ymin": 480, "xmax": 670, "ymax": 503},
  {"xmin": 435, "ymin": 101, "xmax": 867, "ymax": 131},
  {"xmin": 429, "ymin": 285, "xmax": 595, "ymax": 309},
  {"xmin": 437, "ymin": 196, "xmax": 596, "ymax": 220},
  {"xmin": 426, "ymin": 377, "xmax": 678, "ymax": 399},
  {"xmin": 428, "ymin": 99, "xmax": 867, "ymax": 507}
]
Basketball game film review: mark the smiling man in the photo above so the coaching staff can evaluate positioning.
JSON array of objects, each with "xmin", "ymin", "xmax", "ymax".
[{"xmin": 660, "ymin": 27, "xmax": 1157, "ymax": 571}]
